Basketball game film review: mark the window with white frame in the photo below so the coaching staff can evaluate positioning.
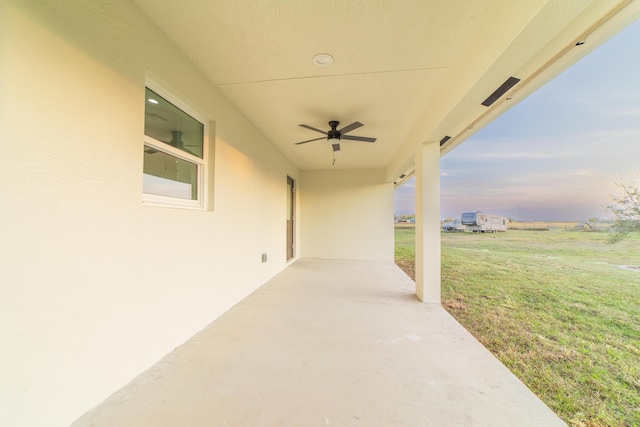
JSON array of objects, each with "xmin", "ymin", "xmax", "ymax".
[{"xmin": 143, "ymin": 86, "xmax": 208, "ymax": 209}]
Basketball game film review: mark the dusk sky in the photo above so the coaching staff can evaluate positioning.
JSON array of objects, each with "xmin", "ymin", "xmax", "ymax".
[{"xmin": 395, "ymin": 19, "xmax": 640, "ymax": 221}]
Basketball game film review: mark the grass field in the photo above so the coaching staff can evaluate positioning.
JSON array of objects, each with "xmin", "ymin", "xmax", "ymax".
[{"xmin": 395, "ymin": 227, "xmax": 640, "ymax": 427}]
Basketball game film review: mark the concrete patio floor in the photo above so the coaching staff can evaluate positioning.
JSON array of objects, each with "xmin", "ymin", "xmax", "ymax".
[{"xmin": 72, "ymin": 258, "xmax": 566, "ymax": 426}]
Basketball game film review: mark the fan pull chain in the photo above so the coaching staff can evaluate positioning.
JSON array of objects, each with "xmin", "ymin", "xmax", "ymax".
[{"xmin": 332, "ymin": 151, "xmax": 336, "ymax": 166}]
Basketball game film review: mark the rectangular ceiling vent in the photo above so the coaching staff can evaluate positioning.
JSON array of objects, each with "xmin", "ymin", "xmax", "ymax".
[
  {"xmin": 481, "ymin": 76, "xmax": 520, "ymax": 107},
  {"xmin": 440, "ymin": 135, "xmax": 451, "ymax": 146}
]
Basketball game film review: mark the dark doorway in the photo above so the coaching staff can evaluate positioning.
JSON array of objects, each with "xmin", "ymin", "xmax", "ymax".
[{"xmin": 286, "ymin": 176, "xmax": 295, "ymax": 260}]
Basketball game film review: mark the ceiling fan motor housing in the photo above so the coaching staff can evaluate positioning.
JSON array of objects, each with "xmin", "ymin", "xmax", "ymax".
[{"xmin": 328, "ymin": 120, "xmax": 340, "ymax": 140}]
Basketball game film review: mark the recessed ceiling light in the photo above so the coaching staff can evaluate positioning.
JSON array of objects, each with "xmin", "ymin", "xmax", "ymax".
[
  {"xmin": 312, "ymin": 53, "xmax": 334, "ymax": 67},
  {"xmin": 147, "ymin": 98, "xmax": 158, "ymax": 104}
]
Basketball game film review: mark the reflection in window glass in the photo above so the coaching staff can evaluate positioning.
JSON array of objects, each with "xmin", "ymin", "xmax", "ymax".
[
  {"xmin": 145, "ymin": 88, "xmax": 204, "ymax": 158},
  {"xmin": 143, "ymin": 147, "xmax": 197, "ymax": 200}
]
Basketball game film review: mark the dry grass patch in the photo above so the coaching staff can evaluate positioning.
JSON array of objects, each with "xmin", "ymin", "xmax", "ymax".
[
  {"xmin": 441, "ymin": 294, "xmax": 467, "ymax": 310},
  {"xmin": 509, "ymin": 221, "xmax": 580, "ymax": 230}
]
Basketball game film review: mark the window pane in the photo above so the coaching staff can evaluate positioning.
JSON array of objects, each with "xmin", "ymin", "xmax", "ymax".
[
  {"xmin": 145, "ymin": 88, "xmax": 204, "ymax": 158},
  {"xmin": 143, "ymin": 147, "xmax": 198, "ymax": 200}
]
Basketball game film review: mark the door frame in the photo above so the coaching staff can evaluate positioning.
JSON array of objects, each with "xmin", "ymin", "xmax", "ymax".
[{"xmin": 286, "ymin": 176, "xmax": 295, "ymax": 261}]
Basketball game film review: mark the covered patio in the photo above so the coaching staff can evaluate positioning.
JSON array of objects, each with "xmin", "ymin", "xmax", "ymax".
[
  {"xmin": 3, "ymin": 1, "xmax": 640, "ymax": 425},
  {"xmin": 72, "ymin": 259, "xmax": 565, "ymax": 426}
]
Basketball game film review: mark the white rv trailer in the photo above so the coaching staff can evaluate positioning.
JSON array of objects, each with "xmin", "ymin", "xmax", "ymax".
[{"xmin": 460, "ymin": 212, "xmax": 507, "ymax": 232}]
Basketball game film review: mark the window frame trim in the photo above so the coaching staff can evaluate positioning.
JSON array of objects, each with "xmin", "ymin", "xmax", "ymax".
[{"xmin": 142, "ymin": 80, "xmax": 209, "ymax": 210}]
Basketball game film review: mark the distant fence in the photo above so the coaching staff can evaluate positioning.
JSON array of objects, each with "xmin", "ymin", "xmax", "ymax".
[
  {"xmin": 508, "ymin": 221, "xmax": 611, "ymax": 231},
  {"xmin": 396, "ymin": 220, "xmax": 612, "ymax": 231}
]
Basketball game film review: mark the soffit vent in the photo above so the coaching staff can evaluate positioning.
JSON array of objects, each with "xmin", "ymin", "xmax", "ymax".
[
  {"xmin": 440, "ymin": 135, "xmax": 451, "ymax": 146},
  {"xmin": 481, "ymin": 76, "xmax": 520, "ymax": 107}
]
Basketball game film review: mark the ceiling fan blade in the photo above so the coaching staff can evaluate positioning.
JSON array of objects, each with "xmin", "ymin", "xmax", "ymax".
[
  {"xmin": 299, "ymin": 124, "xmax": 328, "ymax": 135},
  {"xmin": 295, "ymin": 136, "xmax": 326, "ymax": 145},
  {"xmin": 341, "ymin": 135, "xmax": 376, "ymax": 143},
  {"xmin": 337, "ymin": 121, "xmax": 363, "ymax": 135},
  {"xmin": 332, "ymin": 143, "xmax": 341, "ymax": 152}
]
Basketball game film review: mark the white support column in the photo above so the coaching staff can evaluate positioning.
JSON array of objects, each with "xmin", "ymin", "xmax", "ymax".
[{"xmin": 414, "ymin": 142, "xmax": 441, "ymax": 303}]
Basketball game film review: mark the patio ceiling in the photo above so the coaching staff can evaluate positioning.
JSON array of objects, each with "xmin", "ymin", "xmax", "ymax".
[{"xmin": 132, "ymin": 0, "xmax": 638, "ymax": 174}]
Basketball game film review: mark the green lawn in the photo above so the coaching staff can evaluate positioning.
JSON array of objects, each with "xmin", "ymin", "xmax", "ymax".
[{"xmin": 395, "ymin": 227, "xmax": 640, "ymax": 427}]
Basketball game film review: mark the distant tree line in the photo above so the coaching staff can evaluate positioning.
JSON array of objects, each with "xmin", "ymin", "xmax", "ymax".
[{"xmin": 395, "ymin": 214, "xmax": 415, "ymax": 222}]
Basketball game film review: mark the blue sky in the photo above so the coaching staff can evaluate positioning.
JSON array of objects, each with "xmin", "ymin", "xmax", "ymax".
[{"xmin": 395, "ymin": 19, "xmax": 640, "ymax": 221}]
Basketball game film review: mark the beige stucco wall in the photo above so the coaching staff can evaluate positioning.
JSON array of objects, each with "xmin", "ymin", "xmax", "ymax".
[
  {"xmin": 0, "ymin": 1, "xmax": 299, "ymax": 426},
  {"xmin": 300, "ymin": 169, "xmax": 394, "ymax": 261}
]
